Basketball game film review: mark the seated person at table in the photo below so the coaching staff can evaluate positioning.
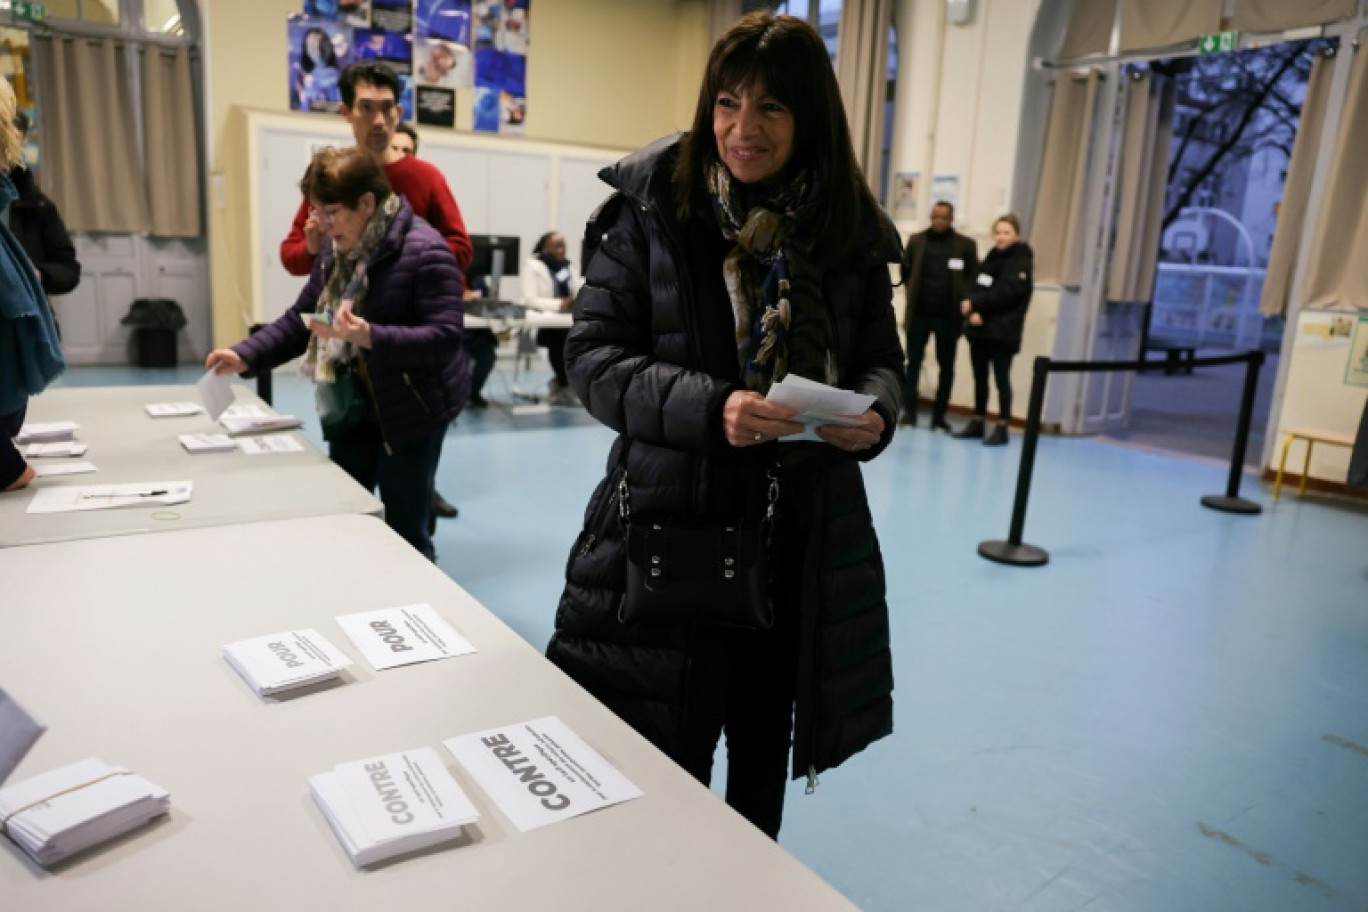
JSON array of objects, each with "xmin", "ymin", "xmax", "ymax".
[
  {"xmin": 522, "ymin": 231, "xmax": 584, "ymax": 407},
  {"xmin": 206, "ymin": 147, "xmax": 468, "ymax": 559}
]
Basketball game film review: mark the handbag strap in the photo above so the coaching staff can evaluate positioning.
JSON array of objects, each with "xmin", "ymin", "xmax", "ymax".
[{"xmin": 619, "ymin": 463, "xmax": 779, "ymax": 527}]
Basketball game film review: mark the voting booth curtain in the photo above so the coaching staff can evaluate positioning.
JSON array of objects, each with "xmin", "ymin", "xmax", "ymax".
[{"xmin": 30, "ymin": 36, "xmax": 200, "ymax": 238}]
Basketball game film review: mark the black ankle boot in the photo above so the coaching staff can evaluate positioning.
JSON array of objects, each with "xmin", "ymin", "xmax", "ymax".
[
  {"xmin": 983, "ymin": 424, "xmax": 1009, "ymax": 446},
  {"xmin": 953, "ymin": 418, "xmax": 985, "ymax": 439}
]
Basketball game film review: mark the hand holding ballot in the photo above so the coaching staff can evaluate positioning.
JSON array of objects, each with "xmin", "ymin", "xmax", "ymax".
[{"xmin": 727, "ymin": 374, "xmax": 882, "ymax": 450}]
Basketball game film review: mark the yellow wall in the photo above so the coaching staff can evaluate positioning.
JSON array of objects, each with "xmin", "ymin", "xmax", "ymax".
[{"xmin": 203, "ymin": 0, "xmax": 710, "ymax": 346}]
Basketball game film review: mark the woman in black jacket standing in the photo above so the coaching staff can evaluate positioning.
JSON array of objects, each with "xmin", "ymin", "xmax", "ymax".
[
  {"xmin": 547, "ymin": 12, "xmax": 904, "ymax": 839},
  {"xmin": 955, "ymin": 213, "xmax": 1033, "ymax": 446}
]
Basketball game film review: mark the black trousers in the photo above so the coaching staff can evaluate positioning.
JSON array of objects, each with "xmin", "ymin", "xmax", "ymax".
[
  {"xmin": 671, "ymin": 616, "xmax": 798, "ymax": 840},
  {"xmin": 904, "ymin": 310, "xmax": 959, "ymax": 421},
  {"xmin": 328, "ymin": 421, "xmax": 447, "ymax": 560},
  {"xmin": 537, "ymin": 328, "xmax": 569, "ymax": 385},
  {"xmin": 969, "ymin": 343, "xmax": 1014, "ymax": 420},
  {"xmin": 1, "ymin": 404, "xmax": 27, "ymax": 489},
  {"xmin": 464, "ymin": 329, "xmax": 497, "ymax": 396}
]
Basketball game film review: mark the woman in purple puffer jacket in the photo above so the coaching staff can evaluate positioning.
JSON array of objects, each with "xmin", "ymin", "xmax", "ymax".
[{"xmin": 207, "ymin": 147, "xmax": 468, "ymax": 559}]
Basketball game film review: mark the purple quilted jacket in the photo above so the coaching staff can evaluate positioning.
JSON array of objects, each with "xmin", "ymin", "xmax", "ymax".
[{"xmin": 235, "ymin": 199, "xmax": 469, "ymax": 444}]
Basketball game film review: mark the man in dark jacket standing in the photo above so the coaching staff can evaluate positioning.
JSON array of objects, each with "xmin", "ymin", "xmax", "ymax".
[
  {"xmin": 7, "ymin": 113, "xmax": 80, "ymax": 303},
  {"xmin": 899, "ymin": 200, "xmax": 976, "ymax": 429}
]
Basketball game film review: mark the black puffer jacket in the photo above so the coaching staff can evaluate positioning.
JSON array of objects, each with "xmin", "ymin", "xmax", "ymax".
[
  {"xmin": 963, "ymin": 241, "xmax": 1033, "ymax": 353},
  {"xmin": 546, "ymin": 135, "xmax": 904, "ymax": 781}
]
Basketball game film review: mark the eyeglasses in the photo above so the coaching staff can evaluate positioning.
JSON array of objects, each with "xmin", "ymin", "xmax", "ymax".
[{"xmin": 353, "ymin": 100, "xmax": 397, "ymax": 118}]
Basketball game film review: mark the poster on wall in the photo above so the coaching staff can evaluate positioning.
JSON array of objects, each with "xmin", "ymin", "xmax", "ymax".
[
  {"xmin": 471, "ymin": 0, "xmax": 528, "ymax": 134},
  {"xmin": 417, "ymin": 86, "xmax": 457, "ymax": 129},
  {"xmin": 415, "ymin": 2, "xmax": 474, "ymax": 93},
  {"xmin": 1296, "ymin": 311, "xmax": 1355, "ymax": 348},
  {"xmin": 891, "ymin": 172, "xmax": 919, "ymax": 222},
  {"xmin": 930, "ymin": 174, "xmax": 960, "ymax": 214},
  {"xmin": 288, "ymin": 16, "xmax": 355, "ymax": 114},
  {"xmin": 1346, "ymin": 316, "xmax": 1368, "ymax": 388},
  {"xmin": 356, "ymin": 0, "xmax": 416, "ymax": 121}
]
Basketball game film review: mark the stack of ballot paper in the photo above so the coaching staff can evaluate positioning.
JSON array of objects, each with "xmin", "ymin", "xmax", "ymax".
[
  {"xmin": 310, "ymin": 747, "xmax": 478, "ymax": 866},
  {"xmin": 15, "ymin": 422, "xmax": 79, "ymax": 445},
  {"xmin": 25, "ymin": 441, "xmax": 88, "ymax": 458},
  {"xmin": 217, "ymin": 404, "xmax": 303, "ymax": 436},
  {"xmin": 179, "ymin": 433, "xmax": 236, "ymax": 454},
  {"xmin": 0, "ymin": 758, "xmax": 170, "ymax": 866},
  {"xmin": 223, "ymin": 629, "xmax": 353, "ymax": 696},
  {"xmin": 145, "ymin": 402, "xmax": 203, "ymax": 418}
]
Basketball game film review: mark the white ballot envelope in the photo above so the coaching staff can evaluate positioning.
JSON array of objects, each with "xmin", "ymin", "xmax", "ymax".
[
  {"xmin": 0, "ymin": 688, "xmax": 44, "ymax": 784},
  {"xmin": 145, "ymin": 402, "xmax": 203, "ymax": 418},
  {"xmin": 335, "ymin": 603, "xmax": 476, "ymax": 671},
  {"xmin": 197, "ymin": 370, "xmax": 236, "ymax": 422},
  {"xmin": 765, "ymin": 374, "xmax": 875, "ymax": 442}
]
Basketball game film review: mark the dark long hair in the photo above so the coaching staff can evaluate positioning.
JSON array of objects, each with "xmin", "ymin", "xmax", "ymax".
[{"xmin": 674, "ymin": 12, "xmax": 880, "ymax": 259}]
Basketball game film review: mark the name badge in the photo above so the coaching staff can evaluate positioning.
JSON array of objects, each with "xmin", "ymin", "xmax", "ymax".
[
  {"xmin": 977, "ymin": 274, "xmax": 994, "ymax": 287},
  {"xmin": 554, "ymin": 267, "xmax": 571, "ymax": 284},
  {"xmin": 948, "ymin": 258, "xmax": 964, "ymax": 271}
]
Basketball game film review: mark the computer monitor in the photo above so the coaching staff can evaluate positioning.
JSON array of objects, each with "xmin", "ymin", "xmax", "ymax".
[{"xmin": 467, "ymin": 234, "xmax": 521, "ymax": 300}]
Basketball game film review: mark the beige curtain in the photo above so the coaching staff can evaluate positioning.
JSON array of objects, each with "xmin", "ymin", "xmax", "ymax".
[
  {"xmin": 1033, "ymin": 70, "xmax": 1102, "ymax": 286},
  {"xmin": 1233, "ymin": 0, "xmax": 1356, "ymax": 33},
  {"xmin": 709, "ymin": 0, "xmax": 743, "ymax": 45},
  {"xmin": 1057, "ymin": 0, "xmax": 1115, "ymax": 60},
  {"xmin": 1108, "ymin": 73, "xmax": 1175, "ymax": 302},
  {"xmin": 1259, "ymin": 52, "xmax": 1332, "ymax": 317},
  {"xmin": 1119, "ymin": 0, "xmax": 1221, "ymax": 53},
  {"xmin": 836, "ymin": 0, "xmax": 894, "ymax": 182},
  {"xmin": 31, "ymin": 35, "xmax": 150, "ymax": 233},
  {"xmin": 1300, "ymin": 45, "xmax": 1368, "ymax": 311},
  {"xmin": 142, "ymin": 45, "xmax": 201, "ymax": 237}
]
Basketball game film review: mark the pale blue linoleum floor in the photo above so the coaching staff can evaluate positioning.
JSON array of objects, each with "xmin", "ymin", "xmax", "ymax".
[{"xmin": 53, "ymin": 364, "xmax": 1368, "ymax": 911}]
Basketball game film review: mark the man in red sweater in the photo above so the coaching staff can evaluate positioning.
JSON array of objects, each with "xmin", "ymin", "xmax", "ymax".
[{"xmin": 279, "ymin": 61, "xmax": 470, "ymax": 522}]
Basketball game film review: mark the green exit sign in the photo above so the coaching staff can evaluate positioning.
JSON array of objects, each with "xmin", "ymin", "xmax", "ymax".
[
  {"xmin": 1199, "ymin": 30, "xmax": 1239, "ymax": 54},
  {"xmin": 13, "ymin": 2, "xmax": 48, "ymax": 21}
]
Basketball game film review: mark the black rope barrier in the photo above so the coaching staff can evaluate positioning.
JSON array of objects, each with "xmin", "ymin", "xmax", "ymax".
[{"xmin": 978, "ymin": 349, "xmax": 1266, "ymax": 568}]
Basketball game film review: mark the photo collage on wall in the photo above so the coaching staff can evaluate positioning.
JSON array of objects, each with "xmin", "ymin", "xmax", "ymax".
[{"xmin": 287, "ymin": 0, "xmax": 528, "ymax": 134}]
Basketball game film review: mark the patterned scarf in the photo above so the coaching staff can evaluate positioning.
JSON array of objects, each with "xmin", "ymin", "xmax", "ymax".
[
  {"xmin": 301, "ymin": 193, "xmax": 402, "ymax": 383},
  {"xmin": 708, "ymin": 161, "xmax": 835, "ymax": 395}
]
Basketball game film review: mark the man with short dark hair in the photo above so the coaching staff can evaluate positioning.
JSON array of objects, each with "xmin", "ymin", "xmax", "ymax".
[
  {"xmin": 899, "ymin": 201, "xmax": 978, "ymax": 429},
  {"xmin": 279, "ymin": 62, "xmax": 470, "ymax": 522}
]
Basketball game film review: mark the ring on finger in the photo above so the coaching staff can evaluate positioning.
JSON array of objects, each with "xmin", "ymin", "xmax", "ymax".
[{"xmin": 754, "ymin": 432, "xmax": 763, "ymax": 442}]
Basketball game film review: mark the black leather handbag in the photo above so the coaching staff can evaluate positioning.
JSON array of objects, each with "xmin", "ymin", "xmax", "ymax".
[{"xmin": 617, "ymin": 470, "xmax": 778, "ymax": 630}]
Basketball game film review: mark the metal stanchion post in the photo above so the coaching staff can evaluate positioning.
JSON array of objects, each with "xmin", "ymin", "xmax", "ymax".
[
  {"xmin": 979, "ymin": 356, "xmax": 1051, "ymax": 566},
  {"xmin": 1201, "ymin": 350, "xmax": 1264, "ymax": 515}
]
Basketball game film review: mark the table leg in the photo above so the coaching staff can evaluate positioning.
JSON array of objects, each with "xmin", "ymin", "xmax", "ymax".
[{"xmin": 1300, "ymin": 440, "xmax": 1314, "ymax": 497}]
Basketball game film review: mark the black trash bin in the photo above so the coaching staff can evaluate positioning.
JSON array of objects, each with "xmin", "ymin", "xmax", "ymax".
[{"xmin": 122, "ymin": 299, "xmax": 187, "ymax": 368}]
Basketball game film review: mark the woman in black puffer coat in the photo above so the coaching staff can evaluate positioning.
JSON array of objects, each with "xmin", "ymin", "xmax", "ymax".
[
  {"xmin": 955, "ymin": 213, "xmax": 1034, "ymax": 446},
  {"xmin": 546, "ymin": 12, "xmax": 904, "ymax": 839}
]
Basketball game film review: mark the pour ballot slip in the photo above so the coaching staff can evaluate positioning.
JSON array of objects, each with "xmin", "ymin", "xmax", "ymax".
[
  {"xmin": 335, "ymin": 603, "xmax": 476, "ymax": 671},
  {"xmin": 223, "ymin": 629, "xmax": 353, "ymax": 697}
]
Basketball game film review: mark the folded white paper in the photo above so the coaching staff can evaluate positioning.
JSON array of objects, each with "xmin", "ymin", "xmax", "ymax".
[
  {"xmin": 196, "ymin": 370, "xmax": 236, "ymax": 421},
  {"xmin": 25, "ymin": 441, "xmax": 88, "ymax": 458},
  {"xmin": 443, "ymin": 716, "xmax": 642, "ymax": 832},
  {"xmin": 219, "ymin": 415, "xmax": 304, "ymax": 436},
  {"xmin": 310, "ymin": 747, "xmax": 478, "ymax": 866},
  {"xmin": 0, "ymin": 688, "xmax": 44, "ymax": 785},
  {"xmin": 765, "ymin": 374, "xmax": 875, "ymax": 441},
  {"xmin": 179, "ymin": 433, "xmax": 236, "ymax": 454},
  {"xmin": 26, "ymin": 481, "xmax": 193, "ymax": 514},
  {"xmin": 15, "ymin": 422, "xmax": 79, "ymax": 445},
  {"xmin": 220, "ymin": 403, "xmax": 269, "ymax": 420},
  {"xmin": 223, "ymin": 629, "xmax": 353, "ymax": 696},
  {"xmin": 335, "ymin": 604, "xmax": 476, "ymax": 671},
  {"xmin": 0, "ymin": 758, "xmax": 170, "ymax": 866},
  {"xmin": 33, "ymin": 461, "xmax": 98, "ymax": 478},
  {"xmin": 239, "ymin": 434, "xmax": 305, "ymax": 455},
  {"xmin": 145, "ymin": 402, "xmax": 203, "ymax": 418}
]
